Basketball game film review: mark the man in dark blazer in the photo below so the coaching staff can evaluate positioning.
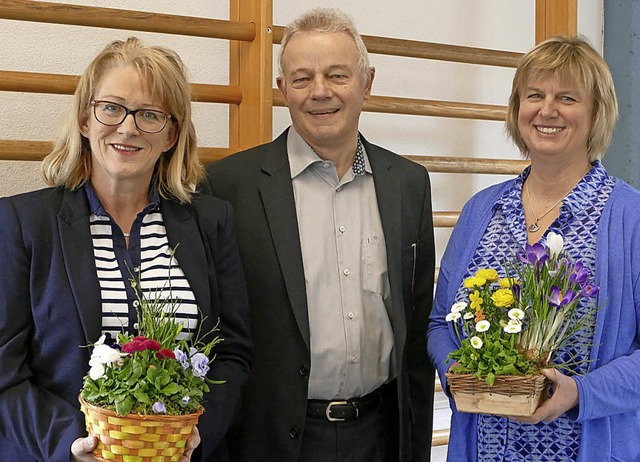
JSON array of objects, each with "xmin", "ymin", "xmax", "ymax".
[{"xmin": 202, "ymin": 7, "xmax": 435, "ymax": 462}]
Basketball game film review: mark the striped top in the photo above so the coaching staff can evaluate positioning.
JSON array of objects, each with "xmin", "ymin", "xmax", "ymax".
[{"xmin": 84, "ymin": 183, "xmax": 199, "ymax": 340}]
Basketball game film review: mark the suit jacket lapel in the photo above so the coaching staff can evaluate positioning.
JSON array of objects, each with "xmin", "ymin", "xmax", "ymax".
[
  {"xmin": 162, "ymin": 199, "xmax": 211, "ymax": 323},
  {"xmin": 365, "ymin": 139, "xmax": 407, "ymax": 352},
  {"xmin": 259, "ymin": 133, "xmax": 310, "ymax": 348},
  {"xmin": 57, "ymin": 188, "xmax": 102, "ymax": 344}
]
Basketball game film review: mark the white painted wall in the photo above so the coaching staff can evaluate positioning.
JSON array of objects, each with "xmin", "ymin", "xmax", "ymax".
[{"xmin": 0, "ymin": 1, "xmax": 602, "ymax": 460}]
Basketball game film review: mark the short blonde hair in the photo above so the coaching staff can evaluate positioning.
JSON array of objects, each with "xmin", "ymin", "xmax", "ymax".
[
  {"xmin": 42, "ymin": 37, "xmax": 203, "ymax": 203},
  {"xmin": 506, "ymin": 35, "xmax": 618, "ymax": 162},
  {"xmin": 278, "ymin": 8, "xmax": 371, "ymax": 86}
]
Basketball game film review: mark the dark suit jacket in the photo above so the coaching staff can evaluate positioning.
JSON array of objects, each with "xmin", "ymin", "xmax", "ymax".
[
  {"xmin": 0, "ymin": 187, "xmax": 251, "ymax": 462},
  {"xmin": 202, "ymin": 129, "xmax": 435, "ymax": 462}
]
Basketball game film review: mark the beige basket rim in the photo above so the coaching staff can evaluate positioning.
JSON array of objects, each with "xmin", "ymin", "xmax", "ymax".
[{"xmin": 79, "ymin": 395, "xmax": 204, "ymax": 421}]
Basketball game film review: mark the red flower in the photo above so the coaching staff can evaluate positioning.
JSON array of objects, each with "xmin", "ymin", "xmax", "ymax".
[
  {"xmin": 156, "ymin": 348, "xmax": 176, "ymax": 360},
  {"xmin": 122, "ymin": 340, "xmax": 146, "ymax": 353},
  {"xmin": 142, "ymin": 339, "xmax": 161, "ymax": 351}
]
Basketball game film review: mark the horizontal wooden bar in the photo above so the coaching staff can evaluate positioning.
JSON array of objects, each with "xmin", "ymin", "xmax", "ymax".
[
  {"xmin": 434, "ymin": 212, "xmax": 459, "ymax": 228},
  {"xmin": 432, "ymin": 428, "xmax": 450, "ymax": 447},
  {"xmin": 408, "ymin": 155, "xmax": 528, "ymax": 175},
  {"xmin": 0, "ymin": 0, "xmax": 255, "ymax": 41},
  {"xmin": 273, "ymin": 90, "xmax": 506, "ymax": 121},
  {"xmin": 0, "ymin": 71, "xmax": 242, "ymax": 104},
  {"xmin": 272, "ymin": 25, "xmax": 522, "ymax": 68}
]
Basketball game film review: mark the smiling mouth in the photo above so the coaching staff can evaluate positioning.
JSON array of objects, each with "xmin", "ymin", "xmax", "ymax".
[
  {"xmin": 308, "ymin": 109, "xmax": 339, "ymax": 115},
  {"xmin": 535, "ymin": 126, "xmax": 564, "ymax": 134},
  {"xmin": 111, "ymin": 143, "xmax": 142, "ymax": 153}
]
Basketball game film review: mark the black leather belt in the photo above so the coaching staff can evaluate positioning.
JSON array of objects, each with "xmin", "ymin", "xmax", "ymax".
[{"xmin": 306, "ymin": 387, "xmax": 384, "ymax": 422}]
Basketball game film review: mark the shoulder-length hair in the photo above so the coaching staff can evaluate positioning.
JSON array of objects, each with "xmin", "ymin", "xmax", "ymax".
[
  {"xmin": 506, "ymin": 35, "xmax": 618, "ymax": 162},
  {"xmin": 42, "ymin": 37, "xmax": 203, "ymax": 203}
]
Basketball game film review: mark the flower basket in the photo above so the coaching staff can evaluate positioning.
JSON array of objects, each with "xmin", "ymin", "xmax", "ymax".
[
  {"xmin": 445, "ymin": 372, "xmax": 549, "ymax": 417},
  {"xmin": 80, "ymin": 396, "xmax": 204, "ymax": 462}
]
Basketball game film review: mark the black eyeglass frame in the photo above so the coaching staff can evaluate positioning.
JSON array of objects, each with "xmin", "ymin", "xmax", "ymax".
[{"xmin": 90, "ymin": 100, "xmax": 173, "ymax": 134}]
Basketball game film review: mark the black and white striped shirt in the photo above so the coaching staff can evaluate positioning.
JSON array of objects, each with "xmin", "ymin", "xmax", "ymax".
[{"xmin": 85, "ymin": 183, "xmax": 198, "ymax": 340}]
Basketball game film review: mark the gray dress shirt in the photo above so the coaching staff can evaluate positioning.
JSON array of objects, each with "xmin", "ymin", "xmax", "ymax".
[{"xmin": 287, "ymin": 128, "xmax": 396, "ymax": 400}]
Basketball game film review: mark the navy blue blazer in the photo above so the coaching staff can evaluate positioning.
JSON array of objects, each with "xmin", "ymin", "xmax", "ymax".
[
  {"xmin": 0, "ymin": 187, "xmax": 251, "ymax": 462},
  {"xmin": 202, "ymin": 130, "xmax": 436, "ymax": 462}
]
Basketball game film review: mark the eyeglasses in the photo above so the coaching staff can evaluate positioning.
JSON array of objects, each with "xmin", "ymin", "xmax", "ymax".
[{"xmin": 90, "ymin": 100, "xmax": 172, "ymax": 134}]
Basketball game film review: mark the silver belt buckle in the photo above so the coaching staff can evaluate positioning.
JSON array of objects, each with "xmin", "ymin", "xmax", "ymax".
[{"xmin": 325, "ymin": 400, "xmax": 352, "ymax": 422}]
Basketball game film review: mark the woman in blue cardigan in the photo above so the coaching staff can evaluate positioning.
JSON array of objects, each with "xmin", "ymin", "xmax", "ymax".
[
  {"xmin": 428, "ymin": 36, "xmax": 640, "ymax": 461},
  {"xmin": 0, "ymin": 38, "xmax": 251, "ymax": 462}
]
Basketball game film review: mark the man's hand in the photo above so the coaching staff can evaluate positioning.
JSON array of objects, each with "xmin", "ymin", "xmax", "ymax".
[
  {"xmin": 179, "ymin": 426, "xmax": 201, "ymax": 461},
  {"xmin": 70, "ymin": 436, "xmax": 98, "ymax": 461},
  {"xmin": 515, "ymin": 368, "xmax": 579, "ymax": 424}
]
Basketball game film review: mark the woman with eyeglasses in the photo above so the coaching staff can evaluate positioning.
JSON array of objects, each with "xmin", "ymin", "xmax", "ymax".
[{"xmin": 0, "ymin": 37, "xmax": 251, "ymax": 462}]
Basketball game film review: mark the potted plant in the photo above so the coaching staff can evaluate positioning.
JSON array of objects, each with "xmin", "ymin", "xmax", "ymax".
[
  {"xmin": 79, "ymin": 266, "xmax": 223, "ymax": 462},
  {"xmin": 444, "ymin": 232, "xmax": 599, "ymax": 416}
]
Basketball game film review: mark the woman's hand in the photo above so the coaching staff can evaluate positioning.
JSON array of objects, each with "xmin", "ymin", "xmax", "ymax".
[
  {"xmin": 179, "ymin": 426, "xmax": 201, "ymax": 461},
  {"xmin": 515, "ymin": 368, "xmax": 579, "ymax": 424},
  {"xmin": 70, "ymin": 436, "xmax": 98, "ymax": 461}
]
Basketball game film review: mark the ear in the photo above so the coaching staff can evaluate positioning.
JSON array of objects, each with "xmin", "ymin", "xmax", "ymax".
[
  {"xmin": 276, "ymin": 76, "xmax": 289, "ymax": 106},
  {"xmin": 363, "ymin": 67, "xmax": 375, "ymax": 100},
  {"xmin": 165, "ymin": 123, "xmax": 179, "ymax": 152},
  {"xmin": 79, "ymin": 114, "xmax": 89, "ymax": 138}
]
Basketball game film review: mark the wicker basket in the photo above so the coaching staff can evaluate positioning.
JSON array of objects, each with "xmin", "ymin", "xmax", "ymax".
[
  {"xmin": 79, "ymin": 396, "xmax": 204, "ymax": 462},
  {"xmin": 445, "ymin": 373, "xmax": 549, "ymax": 417}
]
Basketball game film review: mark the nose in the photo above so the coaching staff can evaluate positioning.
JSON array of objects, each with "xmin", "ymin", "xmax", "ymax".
[
  {"xmin": 310, "ymin": 76, "xmax": 331, "ymax": 99},
  {"xmin": 117, "ymin": 113, "xmax": 140, "ymax": 134},
  {"xmin": 539, "ymin": 97, "xmax": 558, "ymax": 118}
]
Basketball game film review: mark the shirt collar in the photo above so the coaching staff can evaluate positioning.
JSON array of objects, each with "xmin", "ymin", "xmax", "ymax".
[
  {"xmin": 83, "ymin": 181, "xmax": 161, "ymax": 217},
  {"xmin": 286, "ymin": 126, "xmax": 371, "ymax": 179}
]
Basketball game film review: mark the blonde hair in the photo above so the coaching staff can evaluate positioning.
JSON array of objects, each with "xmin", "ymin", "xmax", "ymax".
[
  {"xmin": 506, "ymin": 35, "xmax": 618, "ymax": 162},
  {"xmin": 42, "ymin": 37, "xmax": 203, "ymax": 203},
  {"xmin": 278, "ymin": 8, "xmax": 371, "ymax": 86}
]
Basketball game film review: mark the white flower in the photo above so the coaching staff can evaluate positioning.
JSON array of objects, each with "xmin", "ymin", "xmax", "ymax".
[
  {"xmin": 470, "ymin": 336, "xmax": 483, "ymax": 349},
  {"xmin": 451, "ymin": 302, "xmax": 468, "ymax": 313},
  {"xmin": 463, "ymin": 312, "xmax": 474, "ymax": 320},
  {"xmin": 446, "ymin": 312, "xmax": 461, "ymax": 322},
  {"xmin": 89, "ymin": 364, "xmax": 105, "ymax": 380},
  {"xmin": 89, "ymin": 344, "xmax": 127, "ymax": 369},
  {"xmin": 547, "ymin": 232, "xmax": 564, "ymax": 258},
  {"xmin": 504, "ymin": 323, "xmax": 522, "ymax": 334},
  {"xmin": 507, "ymin": 318, "xmax": 521, "ymax": 326},
  {"xmin": 94, "ymin": 334, "xmax": 107, "ymax": 346},
  {"xmin": 508, "ymin": 308, "xmax": 525, "ymax": 320},
  {"xmin": 475, "ymin": 320, "xmax": 491, "ymax": 332}
]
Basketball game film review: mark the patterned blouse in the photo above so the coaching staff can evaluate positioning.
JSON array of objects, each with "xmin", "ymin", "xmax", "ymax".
[{"xmin": 452, "ymin": 161, "xmax": 614, "ymax": 461}]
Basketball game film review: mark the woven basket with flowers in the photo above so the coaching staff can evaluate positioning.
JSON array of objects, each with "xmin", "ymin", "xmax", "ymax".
[
  {"xmin": 444, "ymin": 232, "xmax": 600, "ymax": 417},
  {"xmin": 79, "ymin": 265, "xmax": 223, "ymax": 462}
]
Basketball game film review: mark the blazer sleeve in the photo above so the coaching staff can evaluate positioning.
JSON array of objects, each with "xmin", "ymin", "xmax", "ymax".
[
  {"xmin": 194, "ymin": 198, "xmax": 252, "ymax": 460},
  {"xmin": 0, "ymin": 196, "xmax": 85, "ymax": 462}
]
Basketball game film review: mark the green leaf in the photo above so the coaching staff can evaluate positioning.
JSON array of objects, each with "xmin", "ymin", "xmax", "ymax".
[{"xmin": 486, "ymin": 372, "xmax": 496, "ymax": 387}]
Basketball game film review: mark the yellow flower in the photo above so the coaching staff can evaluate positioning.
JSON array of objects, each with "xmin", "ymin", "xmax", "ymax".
[
  {"xmin": 491, "ymin": 288, "xmax": 515, "ymax": 307},
  {"xmin": 469, "ymin": 290, "xmax": 483, "ymax": 311},
  {"xmin": 498, "ymin": 277, "xmax": 520, "ymax": 288},
  {"xmin": 475, "ymin": 269, "xmax": 499, "ymax": 282},
  {"xmin": 464, "ymin": 276, "xmax": 487, "ymax": 289}
]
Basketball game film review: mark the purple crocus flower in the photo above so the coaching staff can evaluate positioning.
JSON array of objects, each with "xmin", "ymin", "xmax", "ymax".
[
  {"xmin": 547, "ymin": 286, "xmax": 578, "ymax": 308},
  {"xmin": 569, "ymin": 261, "xmax": 589, "ymax": 285},
  {"xmin": 522, "ymin": 243, "xmax": 549, "ymax": 267},
  {"xmin": 581, "ymin": 283, "xmax": 600, "ymax": 298},
  {"xmin": 152, "ymin": 401, "xmax": 166, "ymax": 413}
]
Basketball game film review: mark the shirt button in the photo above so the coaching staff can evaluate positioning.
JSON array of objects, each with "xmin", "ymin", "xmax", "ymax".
[
  {"xmin": 134, "ymin": 266, "xmax": 140, "ymax": 273},
  {"xmin": 343, "ymin": 268, "xmax": 350, "ymax": 276},
  {"xmin": 351, "ymin": 355, "xmax": 358, "ymax": 364},
  {"xmin": 347, "ymin": 312, "xmax": 355, "ymax": 319},
  {"xmin": 323, "ymin": 163, "xmax": 330, "ymax": 169},
  {"xmin": 133, "ymin": 322, "xmax": 139, "ymax": 330},
  {"xmin": 289, "ymin": 427, "xmax": 300, "ymax": 439},
  {"xmin": 339, "ymin": 226, "xmax": 346, "ymax": 233},
  {"xmin": 336, "ymin": 186, "xmax": 342, "ymax": 192},
  {"xmin": 299, "ymin": 365, "xmax": 309, "ymax": 376},
  {"xmin": 133, "ymin": 300, "xmax": 140, "ymax": 307}
]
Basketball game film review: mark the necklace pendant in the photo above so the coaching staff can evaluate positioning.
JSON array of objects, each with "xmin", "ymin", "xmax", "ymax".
[{"xmin": 528, "ymin": 222, "xmax": 540, "ymax": 233}]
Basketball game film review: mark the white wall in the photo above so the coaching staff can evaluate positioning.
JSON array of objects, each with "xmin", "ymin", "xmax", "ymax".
[{"xmin": 0, "ymin": 2, "xmax": 602, "ymax": 460}]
